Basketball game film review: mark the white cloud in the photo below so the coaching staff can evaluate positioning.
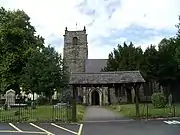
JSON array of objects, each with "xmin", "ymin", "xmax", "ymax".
[
  {"xmin": 88, "ymin": 40, "xmax": 115, "ymax": 59},
  {"xmin": 1, "ymin": 0, "xmax": 180, "ymax": 58}
]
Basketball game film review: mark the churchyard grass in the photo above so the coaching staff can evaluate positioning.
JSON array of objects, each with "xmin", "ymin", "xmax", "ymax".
[
  {"xmin": 107, "ymin": 104, "xmax": 180, "ymax": 119},
  {"xmin": 0, "ymin": 105, "xmax": 85, "ymax": 122},
  {"xmin": 77, "ymin": 104, "xmax": 86, "ymax": 121}
]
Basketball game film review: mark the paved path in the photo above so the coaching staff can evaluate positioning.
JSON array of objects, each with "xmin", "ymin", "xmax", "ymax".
[{"xmin": 83, "ymin": 106, "xmax": 131, "ymax": 122}]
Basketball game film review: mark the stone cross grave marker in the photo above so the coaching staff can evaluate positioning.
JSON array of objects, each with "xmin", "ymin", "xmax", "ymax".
[{"xmin": 5, "ymin": 89, "xmax": 16, "ymax": 107}]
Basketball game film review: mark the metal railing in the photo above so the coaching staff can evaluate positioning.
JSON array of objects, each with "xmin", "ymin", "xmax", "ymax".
[
  {"xmin": 0, "ymin": 99, "xmax": 73, "ymax": 123},
  {"xmin": 138, "ymin": 103, "xmax": 178, "ymax": 120}
]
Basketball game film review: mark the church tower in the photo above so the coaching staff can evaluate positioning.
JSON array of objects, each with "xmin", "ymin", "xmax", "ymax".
[{"xmin": 63, "ymin": 26, "xmax": 88, "ymax": 73}]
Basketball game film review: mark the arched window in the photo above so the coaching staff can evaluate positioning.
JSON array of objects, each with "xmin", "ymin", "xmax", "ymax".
[{"xmin": 73, "ymin": 37, "xmax": 78, "ymax": 45}]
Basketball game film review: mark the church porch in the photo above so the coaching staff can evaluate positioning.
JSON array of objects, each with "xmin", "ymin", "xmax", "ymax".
[{"xmin": 69, "ymin": 71, "xmax": 145, "ymax": 106}]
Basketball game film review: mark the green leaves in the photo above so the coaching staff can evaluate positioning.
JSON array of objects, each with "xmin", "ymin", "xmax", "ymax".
[
  {"xmin": 175, "ymin": 16, "xmax": 180, "ymax": 38},
  {"xmin": 104, "ymin": 42, "xmax": 144, "ymax": 72},
  {"xmin": 20, "ymin": 45, "xmax": 69, "ymax": 101},
  {"xmin": 0, "ymin": 7, "xmax": 45, "ymax": 93},
  {"xmin": 151, "ymin": 93, "xmax": 166, "ymax": 108},
  {"xmin": 103, "ymin": 15, "xmax": 180, "ymax": 89},
  {"xmin": 0, "ymin": 7, "xmax": 65, "ymax": 102},
  {"xmin": 104, "ymin": 37, "xmax": 180, "ymax": 87},
  {"xmin": 143, "ymin": 45, "xmax": 159, "ymax": 80}
]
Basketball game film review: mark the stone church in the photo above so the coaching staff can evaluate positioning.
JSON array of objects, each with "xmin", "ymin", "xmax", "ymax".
[{"xmin": 63, "ymin": 27, "xmax": 145, "ymax": 106}]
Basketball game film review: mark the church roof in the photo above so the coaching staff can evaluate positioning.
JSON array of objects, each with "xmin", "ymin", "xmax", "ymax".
[
  {"xmin": 69, "ymin": 71, "xmax": 145, "ymax": 85},
  {"xmin": 85, "ymin": 59, "xmax": 107, "ymax": 73}
]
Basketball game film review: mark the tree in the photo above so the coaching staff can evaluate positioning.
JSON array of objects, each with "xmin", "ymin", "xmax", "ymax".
[
  {"xmin": 104, "ymin": 42, "xmax": 144, "ymax": 71},
  {"xmin": 157, "ymin": 38, "xmax": 178, "ymax": 87},
  {"xmin": 175, "ymin": 16, "xmax": 180, "ymax": 38},
  {"xmin": 0, "ymin": 7, "xmax": 44, "ymax": 93},
  {"xmin": 21, "ymin": 45, "xmax": 68, "ymax": 102},
  {"xmin": 143, "ymin": 45, "xmax": 159, "ymax": 81},
  {"xmin": 175, "ymin": 16, "xmax": 180, "ymax": 67},
  {"xmin": 20, "ymin": 48, "xmax": 44, "ymax": 99},
  {"xmin": 102, "ymin": 15, "xmax": 180, "ymax": 103},
  {"xmin": 40, "ymin": 45, "xmax": 63, "ymax": 102},
  {"xmin": 103, "ymin": 42, "xmax": 144, "ymax": 103}
]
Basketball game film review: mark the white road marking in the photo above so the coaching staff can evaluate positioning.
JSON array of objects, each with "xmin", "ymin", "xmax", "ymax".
[
  {"xmin": 51, "ymin": 123, "xmax": 78, "ymax": 135},
  {"xmin": 0, "ymin": 130, "xmax": 47, "ymax": 134},
  {"xmin": 9, "ymin": 123, "xmax": 22, "ymax": 132},
  {"xmin": 164, "ymin": 120, "xmax": 180, "ymax": 124},
  {"xmin": 78, "ymin": 124, "xmax": 83, "ymax": 135},
  {"xmin": 173, "ymin": 120, "xmax": 180, "ymax": 124},
  {"xmin": 30, "ymin": 123, "xmax": 54, "ymax": 135}
]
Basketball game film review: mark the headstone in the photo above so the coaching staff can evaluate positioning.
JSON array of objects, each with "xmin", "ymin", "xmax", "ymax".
[
  {"xmin": 168, "ymin": 94, "xmax": 172, "ymax": 107},
  {"xmin": 131, "ymin": 88, "xmax": 135, "ymax": 103},
  {"xmin": 53, "ymin": 102, "xmax": 67, "ymax": 109},
  {"xmin": 5, "ymin": 89, "xmax": 16, "ymax": 107},
  {"xmin": 31, "ymin": 102, "xmax": 36, "ymax": 109},
  {"xmin": 153, "ymin": 81, "xmax": 160, "ymax": 93}
]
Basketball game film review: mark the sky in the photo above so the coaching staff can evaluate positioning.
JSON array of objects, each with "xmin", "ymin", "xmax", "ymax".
[{"xmin": 1, "ymin": 0, "xmax": 180, "ymax": 59}]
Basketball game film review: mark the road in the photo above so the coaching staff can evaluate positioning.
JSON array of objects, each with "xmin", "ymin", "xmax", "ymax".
[
  {"xmin": 0, "ymin": 119, "xmax": 179, "ymax": 135},
  {"xmin": 83, "ymin": 119, "xmax": 180, "ymax": 135}
]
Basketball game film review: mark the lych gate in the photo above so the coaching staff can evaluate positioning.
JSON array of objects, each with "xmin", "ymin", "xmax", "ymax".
[{"xmin": 69, "ymin": 71, "xmax": 145, "ymax": 122}]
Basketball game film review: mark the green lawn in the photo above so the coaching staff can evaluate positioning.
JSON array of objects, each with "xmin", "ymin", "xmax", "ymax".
[
  {"xmin": 0, "ymin": 105, "xmax": 85, "ymax": 122},
  {"xmin": 77, "ymin": 104, "xmax": 86, "ymax": 121},
  {"xmin": 107, "ymin": 104, "xmax": 180, "ymax": 119}
]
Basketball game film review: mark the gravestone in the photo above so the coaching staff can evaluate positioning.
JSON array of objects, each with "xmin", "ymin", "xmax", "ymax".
[
  {"xmin": 5, "ymin": 89, "xmax": 16, "ymax": 107},
  {"xmin": 168, "ymin": 94, "xmax": 172, "ymax": 107},
  {"xmin": 31, "ymin": 102, "xmax": 36, "ymax": 109}
]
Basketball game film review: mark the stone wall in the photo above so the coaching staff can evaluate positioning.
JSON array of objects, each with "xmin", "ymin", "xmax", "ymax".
[{"xmin": 109, "ymin": 88, "xmax": 118, "ymax": 104}]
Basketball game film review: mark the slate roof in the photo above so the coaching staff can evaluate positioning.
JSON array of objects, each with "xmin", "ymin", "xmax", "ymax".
[
  {"xmin": 69, "ymin": 71, "xmax": 145, "ymax": 85},
  {"xmin": 85, "ymin": 59, "xmax": 107, "ymax": 73}
]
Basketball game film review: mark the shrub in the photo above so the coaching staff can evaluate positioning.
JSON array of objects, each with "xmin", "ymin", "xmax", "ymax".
[
  {"xmin": 25, "ymin": 101, "xmax": 33, "ymax": 106},
  {"xmin": 151, "ymin": 92, "xmax": 166, "ymax": 108},
  {"xmin": 36, "ymin": 96, "xmax": 48, "ymax": 105}
]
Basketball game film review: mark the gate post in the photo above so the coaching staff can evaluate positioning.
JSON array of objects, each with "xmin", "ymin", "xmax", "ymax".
[
  {"xmin": 134, "ymin": 83, "xmax": 140, "ymax": 120},
  {"xmin": 72, "ymin": 99, "xmax": 76, "ymax": 122},
  {"xmin": 72, "ymin": 85, "xmax": 77, "ymax": 122}
]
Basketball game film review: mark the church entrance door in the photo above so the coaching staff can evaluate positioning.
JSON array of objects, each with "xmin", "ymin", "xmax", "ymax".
[{"xmin": 91, "ymin": 90, "xmax": 100, "ymax": 105}]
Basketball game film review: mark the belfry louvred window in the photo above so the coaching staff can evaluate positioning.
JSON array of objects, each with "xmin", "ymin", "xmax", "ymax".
[{"xmin": 73, "ymin": 37, "xmax": 78, "ymax": 45}]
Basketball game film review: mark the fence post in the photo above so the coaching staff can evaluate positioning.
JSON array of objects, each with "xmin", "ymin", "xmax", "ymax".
[
  {"xmin": 134, "ymin": 84, "xmax": 140, "ymax": 119},
  {"xmin": 72, "ymin": 99, "xmax": 76, "ymax": 122},
  {"xmin": 18, "ymin": 100, "xmax": 20, "ymax": 122},
  {"xmin": 146, "ymin": 103, "xmax": 148, "ymax": 120},
  {"xmin": 173, "ymin": 104, "xmax": 175, "ymax": 117}
]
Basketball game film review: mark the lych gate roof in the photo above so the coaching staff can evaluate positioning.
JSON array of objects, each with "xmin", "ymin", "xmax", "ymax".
[{"xmin": 69, "ymin": 71, "xmax": 145, "ymax": 85}]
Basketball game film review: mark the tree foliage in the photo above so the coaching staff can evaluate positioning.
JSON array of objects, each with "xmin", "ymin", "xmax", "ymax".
[
  {"xmin": 20, "ymin": 45, "xmax": 68, "ymax": 102},
  {"xmin": 104, "ymin": 42, "xmax": 144, "ymax": 71},
  {"xmin": 157, "ymin": 38, "xmax": 179, "ymax": 86},
  {"xmin": 104, "ymin": 16, "xmax": 180, "ymax": 102},
  {"xmin": 0, "ymin": 7, "xmax": 44, "ymax": 93},
  {"xmin": 151, "ymin": 92, "xmax": 166, "ymax": 108},
  {"xmin": 0, "ymin": 7, "xmax": 69, "ymax": 101},
  {"xmin": 143, "ymin": 45, "xmax": 159, "ymax": 80}
]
